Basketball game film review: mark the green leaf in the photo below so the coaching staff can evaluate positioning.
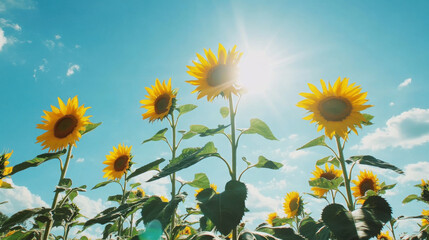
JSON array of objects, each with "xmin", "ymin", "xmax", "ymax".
[
  {"xmin": 321, "ymin": 204, "xmax": 358, "ymax": 240},
  {"xmin": 298, "ymin": 217, "xmax": 330, "ymax": 240},
  {"xmin": 220, "ymin": 107, "xmax": 229, "ymax": 118},
  {"xmin": 177, "ymin": 104, "xmax": 197, "ymax": 116},
  {"xmin": 59, "ymin": 178, "xmax": 72, "ymax": 188},
  {"xmin": 3, "ymin": 230, "xmax": 37, "ymax": 240},
  {"xmin": 239, "ymin": 230, "xmax": 278, "ymax": 240},
  {"xmin": 148, "ymin": 142, "xmax": 219, "ymax": 182},
  {"xmin": 127, "ymin": 158, "xmax": 165, "ymax": 181},
  {"xmin": 347, "ymin": 155, "xmax": 404, "ymax": 174},
  {"xmin": 362, "ymin": 114, "xmax": 374, "ymax": 126},
  {"xmin": 92, "ymin": 180, "xmax": 114, "ymax": 190},
  {"xmin": 297, "ymin": 135, "xmax": 327, "ymax": 150},
  {"xmin": 402, "ymin": 194, "xmax": 420, "ymax": 204},
  {"xmin": 107, "ymin": 194, "xmax": 123, "ymax": 203},
  {"xmin": 80, "ymin": 122, "xmax": 102, "ymax": 136},
  {"xmin": 142, "ymin": 128, "xmax": 168, "ymax": 144},
  {"xmin": 329, "ymin": 157, "xmax": 340, "ymax": 168},
  {"xmin": 181, "ymin": 131, "xmax": 197, "ymax": 140},
  {"xmin": 199, "ymin": 125, "xmax": 230, "ymax": 137},
  {"xmin": 189, "ymin": 125, "xmax": 209, "ymax": 133},
  {"xmin": 242, "ymin": 118, "xmax": 278, "ymax": 140},
  {"xmin": 242, "ymin": 157, "xmax": 252, "ymax": 166},
  {"xmin": 254, "ymin": 156, "xmax": 283, "ymax": 170},
  {"xmin": 315, "ymin": 156, "xmax": 331, "ymax": 166},
  {"xmin": 260, "ymin": 226, "xmax": 306, "ymax": 240},
  {"xmin": 0, "ymin": 208, "xmax": 51, "ymax": 231},
  {"xmin": 130, "ymin": 183, "xmax": 141, "ymax": 189},
  {"xmin": 188, "ymin": 173, "xmax": 210, "ymax": 189},
  {"xmin": 9, "ymin": 149, "xmax": 67, "ymax": 176},
  {"xmin": 308, "ymin": 177, "xmax": 343, "ymax": 190},
  {"xmin": 141, "ymin": 194, "xmax": 187, "ymax": 229}
]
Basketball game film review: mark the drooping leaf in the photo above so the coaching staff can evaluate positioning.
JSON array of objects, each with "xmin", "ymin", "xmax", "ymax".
[
  {"xmin": 259, "ymin": 226, "xmax": 306, "ymax": 240},
  {"xmin": 254, "ymin": 156, "xmax": 283, "ymax": 170},
  {"xmin": 298, "ymin": 217, "xmax": 330, "ymax": 240},
  {"xmin": 188, "ymin": 173, "xmax": 210, "ymax": 189},
  {"xmin": 9, "ymin": 149, "xmax": 67, "ymax": 176},
  {"xmin": 321, "ymin": 204, "xmax": 358, "ymax": 240},
  {"xmin": 316, "ymin": 156, "xmax": 331, "ymax": 166},
  {"xmin": 92, "ymin": 180, "xmax": 114, "ymax": 190},
  {"xmin": 140, "ymin": 194, "xmax": 187, "ymax": 229},
  {"xmin": 346, "ymin": 155, "xmax": 404, "ymax": 174},
  {"xmin": 181, "ymin": 131, "xmax": 197, "ymax": 140},
  {"xmin": 0, "ymin": 208, "xmax": 51, "ymax": 231},
  {"xmin": 127, "ymin": 158, "xmax": 165, "ymax": 181},
  {"xmin": 177, "ymin": 104, "xmax": 197, "ymax": 116},
  {"xmin": 242, "ymin": 118, "xmax": 278, "ymax": 140},
  {"xmin": 142, "ymin": 128, "xmax": 168, "ymax": 144},
  {"xmin": 297, "ymin": 135, "xmax": 327, "ymax": 150},
  {"xmin": 308, "ymin": 177, "xmax": 344, "ymax": 190},
  {"xmin": 130, "ymin": 183, "xmax": 141, "ymax": 189},
  {"xmin": 402, "ymin": 194, "xmax": 421, "ymax": 204},
  {"xmin": 361, "ymin": 114, "xmax": 374, "ymax": 126},
  {"xmin": 220, "ymin": 107, "xmax": 229, "ymax": 118},
  {"xmin": 80, "ymin": 122, "xmax": 102, "ymax": 136},
  {"xmin": 239, "ymin": 230, "xmax": 278, "ymax": 240},
  {"xmin": 148, "ymin": 142, "xmax": 219, "ymax": 182},
  {"xmin": 199, "ymin": 125, "xmax": 230, "ymax": 137}
]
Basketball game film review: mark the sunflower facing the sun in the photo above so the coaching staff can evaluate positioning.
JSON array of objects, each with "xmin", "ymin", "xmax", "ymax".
[
  {"xmin": 266, "ymin": 212, "xmax": 278, "ymax": 226},
  {"xmin": 103, "ymin": 144, "xmax": 132, "ymax": 180},
  {"xmin": 186, "ymin": 43, "xmax": 243, "ymax": 101},
  {"xmin": 36, "ymin": 96, "xmax": 91, "ymax": 152},
  {"xmin": 351, "ymin": 170, "xmax": 381, "ymax": 204},
  {"xmin": 297, "ymin": 77, "xmax": 372, "ymax": 139},
  {"xmin": 140, "ymin": 78, "xmax": 176, "ymax": 122},
  {"xmin": 283, "ymin": 191, "xmax": 303, "ymax": 218},
  {"xmin": 310, "ymin": 164, "xmax": 342, "ymax": 197}
]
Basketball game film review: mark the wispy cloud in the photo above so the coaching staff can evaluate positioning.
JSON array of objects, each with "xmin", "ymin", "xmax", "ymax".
[
  {"xmin": 130, "ymin": 170, "xmax": 170, "ymax": 197},
  {"xmin": 389, "ymin": 102, "xmax": 395, "ymax": 107},
  {"xmin": 396, "ymin": 161, "xmax": 429, "ymax": 183},
  {"xmin": 67, "ymin": 64, "xmax": 80, "ymax": 77},
  {"xmin": 0, "ymin": 0, "xmax": 36, "ymax": 12},
  {"xmin": 0, "ymin": 180, "xmax": 48, "ymax": 215},
  {"xmin": 44, "ymin": 34, "xmax": 64, "ymax": 50},
  {"xmin": 33, "ymin": 58, "xmax": 48, "ymax": 81},
  {"xmin": 353, "ymin": 108, "xmax": 429, "ymax": 150},
  {"xmin": 55, "ymin": 34, "xmax": 61, "ymax": 40},
  {"xmin": 0, "ymin": 28, "xmax": 6, "ymax": 51},
  {"xmin": 76, "ymin": 157, "xmax": 84, "ymax": 163},
  {"xmin": 0, "ymin": 18, "xmax": 21, "ymax": 31},
  {"xmin": 398, "ymin": 78, "xmax": 412, "ymax": 89}
]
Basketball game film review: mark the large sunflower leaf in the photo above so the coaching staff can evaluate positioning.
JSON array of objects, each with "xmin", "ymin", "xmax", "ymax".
[
  {"xmin": 259, "ymin": 226, "xmax": 306, "ymax": 240},
  {"xmin": 92, "ymin": 180, "xmax": 114, "ymax": 190},
  {"xmin": 8, "ymin": 149, "xmax": 67, "ymax": 176},
  {"xmin": 140, "ymin": 193, "xmax": 187, "ymax": 229},
  {"xmin": 176, "ymin": 104, "xmax": 197, "ymax": 116},
  {"xmin": 187, "ymin": 173, "xmax": 210, "ymax": 189},
  {"xmin": 0, "ymin": 208, "xmax": 51, "ymax": 232},
  {"xmin": 254, "ymin": 156, "xmax": 283, "ymax": 170},
  {"xmin": 142, "ymin": 128, "xmax": 168, "ymax": 144},
  {"xmin": 148, "ymin": 142, "xmax": 219, "ymax": 182},
  {"xmin": 127, "ymin": 158, "xmax": 165, "ymax": 181},
  {"xmin": 297, "ymin": 135, "xmax": 327, "ymax": 150},
  {"xmin": 321, "ymin": 204, "xmax": 358, "ymax": 240},
  {"xmin": 80, "ymin": 122, "xmax": 102, "ymax": 136},
  {"xmin": 308, "ymin": 177, "xmax": 344, "ymax": 190},
  {"xmin": 242, "ymin": 118, "xmax": 278, "ymax": 140},
  {"xmin": 298, "ymin": 217, "xmax": 330, "ymax": 240},
  {"xmin": 239, "ymin": 230, "xmax": 277, "ymax": 240},
  {"xmin": 402, "ymin": 194, "xmax": 422, "ymax": 204},
  {"xmin": 346, "ymin": 155, "xmax": 404, "ymax": 174},
  {"xmin": 199, "ymin": 125, "xmax": 230, "ymax": 137}
]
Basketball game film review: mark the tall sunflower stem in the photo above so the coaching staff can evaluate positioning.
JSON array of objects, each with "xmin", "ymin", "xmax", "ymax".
[
  {"xmin": 169, "ymin": 113, "xmax": 178, "ymax": 240},
  {"xmin": 228, "ymin": 94, "xmax": 238, "ymax": 240},
  {"xmin": 118, "ymin": 173, "xmax": 128, "ymax": 237},
  {"xmin": 43, "ymin": 144, "xmax": 73, "ymax": 240},
  {"xmin": 335, "ymin": 135, "xmax": 354, "ymax": 211}
]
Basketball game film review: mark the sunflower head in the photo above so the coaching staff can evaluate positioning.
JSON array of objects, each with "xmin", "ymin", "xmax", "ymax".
[
  {"xmin": 267, "ymin": 212, "xmax": 278, "ymax": 226},
  {"xmin": 351, "ymin": 170, "xmax": 381, "ymax": 204},
  {"xmin": 36, "ymin": 96, "xmax": 91, "ymax": 152},
  {"xmin": 179, "ymin": 226, "xmax": 192, "ymax": 236},
  {"xmin": 422, "ymin": 209, "xmax": 429, "ymax": 226},
  {"xmin": 160, "ymin": 196, "xmax": 169, "ymax": 202},
  {"xmin": 420, "ymin": 179, "xmax": 429, "ymax": 202},
  {"xmin": 0, "ymin": 150, "xmax": 13, "ymax": 178},
  {"xmin": 195, "ymin": 183, "xmax": 218, "ymax": 197},
  {"xmin": 283, "ymin": 191, "xmax": 304, "ymax": 218},
  {"xmin": 377, "ymin": 231, "xmax": 392, "ymax": 240},
  {"xmin": 310, "ymin": 164, "xmax": 342, "ymax": 197},
  {"xmin": 297, "ymin": 77, "xmax": 372, "ymax": 139},
  {"xmin": 140, "ymin": 78, "xmax": 177, "ymax": 122},
  {"xmin": 134, "ymin": 187, "xmax": 145, "ymax": 198},
  {"xmin": 102, "ymin": 144, "xmax": 132, "ymax": 180},
  {"xmin": 186, "ymin": 43, "xmax": 243, "ymax": 101}
]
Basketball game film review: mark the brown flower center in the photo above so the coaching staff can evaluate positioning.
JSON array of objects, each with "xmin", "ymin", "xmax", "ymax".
[
  {"xmin": 136, "ymin": 190, "xmax": 143, "ymax": 198},
  {"xmin": 154, "ymin": 94, "xmax": 171, "ymax": 114},
  {"xmin": 318, "ymin": 97, "xmax": 352, "ymax": 121},
  {"xmin": 54, "ymin": 115, "xmax": 78, "ymax": 138},
  {"xmin": 114, "ymin": 155, "xmax": 129, "ymax": 172},
  {"xmin": 320, "ymin": 171, "xmax": 336, "ymax": 180},
  {"xmin": 359, "ymin": 179, "xmax": 375, "ymax": 195},
  {"xmin": 289, "ymin": 198, "xmax": 299, "ymax": 212},
  {"xmin": 207, "ymin": 64, "xmax": 238, "ymax": 87}
]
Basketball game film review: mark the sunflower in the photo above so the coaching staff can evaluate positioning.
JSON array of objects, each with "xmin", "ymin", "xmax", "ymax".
[
  {"xmin": 5, "ymin": 230, "xmax": 17, "ymax": 237},
  {"xmin": 422, "ymin": 210, "xmax": 429, "ymax": 226},
  {"xmin": 140, "ymin": 78, "xmax": 176, "ymax": 122},
  {"xmin": 134, "ymin": 187, "xmax": 145, "ymax": 198},
  {"xmin": 0, "ymin": 150, "xmax": 13, "ymax": 178},
  {"xmin": 421, "ymin": 179, "xmax": 429, "ymax": 202},
  {"xmin": 160, "ymin": 196, "xmax": 169, "ymax": 202},
  {"xmin": 377, "ymin": 231, "xmax": 392, "ymax": 240},
  {"xmin": 186, "ymin": 43, "xmax": 243, "ymax": 101},
  {"xmin": 102, "ymin": 144, "xmax": 132, "ymax": 180},
  {"xmin": 351, "ymin": 170, "xmax": 381, "ymax": 204},
  {"xmin": 297, "ymin": 77, "xmax": 372, "ymax": 139},
  {"xmin": 180, "ymin": 226, "xmax": 192, "ymax": 236},
  {"xmin": 195, "ymin": 183, "xmax": 218, "ymax": 197},
  {"xmin": 283, "ymin": 191, "xmax": 303, "ymax": 218},
  {"xmin": 310, "ymin": 164, "xmax": 342, "ymax": 197},
  {"xmin": 267, "ymin": 212, "xmax": 278, "ymax": 226},
  {"xmin": 36, "ymin": 96, "xmax": 91, "ymax": 152}
]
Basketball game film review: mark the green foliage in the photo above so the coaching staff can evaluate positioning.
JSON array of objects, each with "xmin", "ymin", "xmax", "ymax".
[
  {"xmin": 346, "ymin": 155, "xmax": 404, "ymax": 174},
  {"xmin": 148, "ymin": 142, "xmax": 219, "ymax": 182},
  {"xmin": 242, "ymin": 118, "xmax": 278, "ymax": 140},
  {"xmin": 59, "ymin": 178, "xmax": 72, "ymax": 188},
  {"xmin": 0, "ymin": 208, "xmax": 51, "ymax": 232},
  {"xmin": 2, "ymin": 230, "xmax": 39, "ymax": 240},
  {"xmin": 140, "ymin": 194, "xmax": 187, "ymax": 229},
  {"xmin": 239, "ymin": 230, "xmax": 277, "ymax": 240},
  {"xmin": 142, "ymin": 128, "xmax": 168, "ymax": 144},
  {"xmin": 92, "ymin": 180, "xmax": 114, "ymax": 190},
  {"xmin": 8, "ymin": 149, "xmax": 67, "ymax": 176},
  {"xmin": 361, "ymin": 114, "xmax": 374, "ymax": 126},
  {"xmin": 126, "ymin": 158, "xmax": 165, "ymax": 181},
  {"xmin": 315, "ymin": 156, "xmax": 339, "ymax": 168},
  {"xmin": 402, "ymin": 194, "xmax": 422, "ymax": 204},
  {"xmin": 254, "ymin": 156, "xmax": 283, "ymax": 170},
  {"xmin": 186, "ymin": 124, "xmax": 230, "ymax": 138},
  {"xmin": 177, "ymin": 104, "xmax": 198, "ymax": 116},
  {"xmin": 80, "ymin": 122, "xmax": 102, "ymax": 136},
  {"xmin": 199, "ymin": 125, "xmax": 230, "ymax": 137},
  {"xmin": 308, "ymin": 177, "xmax": 343, "ymax": 191},
  {"xmin": 187, "ymin": 173, "xmax": 210, "ymax": 189},
  {"xmin": 297, "ymin": 135, "xmax": 327, "ymax": 150},
  {"xmin": 220, "ymin": 107, "xmax": 229, "ymax": 118},
  {"xmin": 257, "ymin": 225, "xmax": 306, "ymax": 240},
  {"xmin": 298, "ymin": 217, "xmax": 330, "ymax": 240},
  {"xmin": 196, "ymin": 180, "xmax": 247, "ymax": 236}
]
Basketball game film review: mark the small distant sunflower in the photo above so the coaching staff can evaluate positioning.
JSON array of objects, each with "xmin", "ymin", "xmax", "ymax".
[
  {"xmin": 283, "ymin": 191, "xmax": 303, "ymax": 218},
  {"xmin": 310, "ymin": 164, "xmax": 342, "ymax": 197},
  {"xmin": 5, "ymin": 230, "xmax": 17, "ymax": 237},
  {"xmin": 160, "ymin": 196, "xmax": 169, "ymax": 202},
  {"xmin": 422, "ymin": 210, "xmax": 429, "ymax": 226},
  {"xmin": 134, "ymin": 187, "xmax": 145, "ymax": 198},
  {"xmin": 267, "ymin": 212, "xmax": 278, "ymax": 226},
  {"xmin": 140, "ymin": 78, "xmax": 176, "ymax": 122},
  {"xmin": 36, "ymin": 96, "xmax": 91, "ymax": 152},
  {"xmin": 186, "ymin": 43, "xmax": 243, "ymax": 101},
  {"xmin": 297, "ymin": 77, "xmax": 372, "ymax": 139},
  {"xmin": 195, "ymin": 183, "xmax": 218, "ymax": 197},
  {"xmin": 351, "ymin": 170, "xmax": 381, "ymax": 204},
  {"xmin": 0, "ymin": 150, "xmax": 13, "ymax": 178},
  {"xmin": 377, "ymin": 231, "xmax": 392, "ymax": 240},
  {"xmin": 180, "ymin": 226, "xmax": 192, "ymax": 236},
  {"xmin": 421, "ymin": 179, "xmax": 429, "ymax": 202},
  {"xmin": 102, "ymin": 144, "xmax": 132, "ymax": 180}
]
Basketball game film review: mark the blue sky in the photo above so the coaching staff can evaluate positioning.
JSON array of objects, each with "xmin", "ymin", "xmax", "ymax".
[{"xmin": 1, "ymin": 0, "xmax": 429, "ymax": 238}]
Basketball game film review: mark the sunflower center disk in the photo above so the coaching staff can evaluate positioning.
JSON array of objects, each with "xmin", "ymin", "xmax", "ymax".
[
  {"xmin": 207, "ymin": 64, "xmax": 237, "ymax": 87},
  {"xmin": 320, "ymin": 172, "xmax": 336, "ymax": 180},
  {"xmin": 319, "ymin": 97, "xmax": 352, "ymax": 121},
  {"xmin": 54, "ymin": 115, "xmax": 78, "ymax": 138},
  {"xmin": 114, "ymin": 155, "xmax": 129, "ymax": 172},
  {"xmin": 289, "ymin": 199, "xmax": 299, "ymax": 212},
  {"xmin": 154, "ymin": 94, "xmax": 171, "ymax": 114},
  {"xmin": 359, "ymin": 179, "xmax": 375, "ymax": 195}
]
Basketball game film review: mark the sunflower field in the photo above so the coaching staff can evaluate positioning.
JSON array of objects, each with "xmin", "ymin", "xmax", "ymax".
[{"xmin": 1, "ymin": 1, "xmax": 429, "ymax": 240}]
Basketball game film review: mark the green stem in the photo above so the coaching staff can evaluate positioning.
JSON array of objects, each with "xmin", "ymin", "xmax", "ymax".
[
  {"xmin": 390, "ymin": 220, "xmax": 397, "ymax": 240},
  {"xmin": 170, "ymin": 113, "xmax": 178, "ymax": 240},
  {"xmin": 335, "ymin": 135, "xmax": 354, "ymax": 211},
  {"xmin": 228, "ymin": 94, "xmax": 238, "ymax": 240},
  {"xmin": 43, "ymin": 144, "xmax": 73, "ymax": 240},
  {"xmin": 129, "ymin": 213, "xmax": 134, "ymax": 237},
  {"xmin": 118, "ymin": 173, "xmax": 128, "ymax": 237},
  {"xmin": 63, "ymin": 224, "xmax": 70, "ymax": 240}
]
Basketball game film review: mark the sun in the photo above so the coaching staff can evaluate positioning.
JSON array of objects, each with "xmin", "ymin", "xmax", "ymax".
[{"xmin": 238, "ymin": 50, "xmax": 275, "ymax": 95}]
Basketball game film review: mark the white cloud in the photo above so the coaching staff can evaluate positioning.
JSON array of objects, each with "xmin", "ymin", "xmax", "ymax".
[
  {"xmin": 75, "ymin": 44, "xmax": 81, "ymax": 49},
  {"xmin": 130, "ymin": 170, "xmax": 170, "ymax": 197},
  {"xmin": 0, "ymin": 0, "xmax": 36, "ymax": 11},
  {"xmin": 55, "ymin": 34, "xmax": 61, "ymax": 40},
  {"xmin": 73, "ymin": 194, "xmax": 111, "ymax": 219},
  {"xmin": 257, "ymin": 178, "xmax": 287, "ymax": 190},
  {"xmin": 246, "ymin": 184, "xmax": 282, "ymax": 211},
  {"xmin": 354, "ymin": 108, "xmax": 429, "ymax": 150},
  {"xmin": 398, "ymin": 78, "xmax": 412, "ymax": 89},
  {"xmin": 76, "ymin": 158, "xmax": 84, "ymax": 163},
  {"xmin": 288, "ymin": 134, "xmax": 298, "ymax": 140},
  {"xmin": 66, "ymin": 64, "xmax": 80, "ymax": 77},
  {"xmin": 0, "ymin": 180, "xmax": 48, "ymax": 216},
  {"xmin": 0, "ymin": 18, "xmax": 21, "ymax": 31},
  {"xmin": 389, "ymin": 102, "xmax": 395, "ymax": 107},
  {"xmin": 288, "ymin": 150, "xmax": 309, "ymax": 159},
  {"xmin": 0, "ymin": 28, "xmax": 6, "ymax": 51},
  {"xmin": 396, "ymin": 161, "xmax": 429, "ymax": 183},
  {"xmin": 33, "ymin": 58, "xmax": 48, "ymax": 81},
  {"xmin": 44, "ymin": 39, "xmax": 55, "ymax": 49}
]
